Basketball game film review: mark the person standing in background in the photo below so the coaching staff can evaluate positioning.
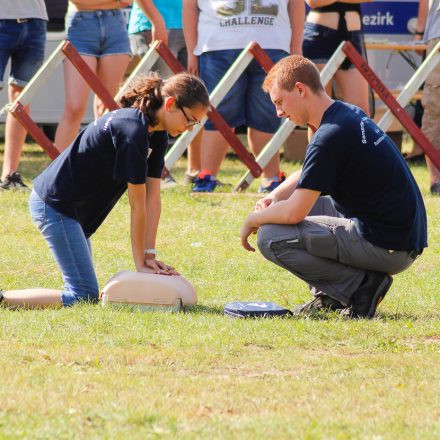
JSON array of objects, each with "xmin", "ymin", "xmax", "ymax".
[
  {"xmin": 184, "ymin": 0, "xmax": 305, "ymax": 193},
  {"xmin": 302, "ymin": 0, "xmax": 370, "ymax": 120},
  {"xmin": 54, "ymin": 0, "xmax": 133, "ymax": 152},
  {"xmin": 0, "ymin": 0, "xmax": 48, "ymax": 190},
  {"xmin": 129, "ymin": 0, "xmax": 203, "ymax": 185},
  {"xmin": 416, "ymin": 0, "xmax": 440, "ymax": 195}
]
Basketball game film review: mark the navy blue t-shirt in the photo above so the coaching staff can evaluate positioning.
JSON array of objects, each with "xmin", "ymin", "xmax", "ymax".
[
  {"xmin": 297, "ymin": 101, "xmax": 427, "ymax": 252},
  {"xmin": 34, "ymin": 108, "xmax": 168, "ymax": 237}
]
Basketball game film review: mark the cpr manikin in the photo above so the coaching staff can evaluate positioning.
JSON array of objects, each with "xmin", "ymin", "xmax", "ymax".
[{"xmin": 101, "ymin": 270, "xmax": 197, "ymax": 311}]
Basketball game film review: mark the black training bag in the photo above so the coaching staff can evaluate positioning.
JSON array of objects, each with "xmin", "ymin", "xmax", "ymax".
[{"xmin": 224, "ymin": 301, "xmax": 293, "ymax": 318}]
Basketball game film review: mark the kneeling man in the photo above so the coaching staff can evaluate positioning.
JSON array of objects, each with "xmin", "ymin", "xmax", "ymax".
[{"xmin": 241, "ymin": 55, "xmax": 427, "ymax": 318}]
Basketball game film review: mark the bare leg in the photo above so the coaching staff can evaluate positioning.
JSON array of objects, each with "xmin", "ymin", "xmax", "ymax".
[
  {"xmin": 54, "ymin": 56, "xmax": 98, "ymax": 151},
  {"xmin": 334, "ymin": 68, "xmax": 370, "ymax": 116},
  {"xmin": 247, "ymin": 127, "xmax": 278, "ymax": 178},
  {"xmin": 2, "ymin": 289, "xmax": 62, "ymax": 309},
  {"xmin": 187, "ymin": 130, "xmax": 202, "ymax": 175},
  {"xmin": 200, "ymin": 129, "xmax": 230, "ymax": 176},
  {"xmin": 1, "ymin": 85, "xmax": 28, "ymax": 180},
  {"xmin": 426, "ymin": 157, "xmax": 440, "ymax": 186},
  {"xmin": 93, "ymin": 54, "xmax": 130, "ymax": 118},
  {"xmin": 421, "ymin": 79, "xmax": 440, "ymax": 187}
]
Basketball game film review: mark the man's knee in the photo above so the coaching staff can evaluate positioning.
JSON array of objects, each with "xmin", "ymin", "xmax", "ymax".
[
  {"xmin": 258, "ymin": 224, "xmax": 307, "ymax": 274},
  {"xmin": 257, "ymin": 224, "xmax": 281, "ymax": 262}
]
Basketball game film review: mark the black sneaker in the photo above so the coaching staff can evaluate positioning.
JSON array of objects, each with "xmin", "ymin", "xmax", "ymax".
[
  {"xmin": 292, "ymin": 295, "xmax": 345, "ymax": 316},
  {"xmin": 341, "ymin": 271, "xmax": 393, "ymax": 319},
  {"xmin": 430, "ymin": 182, "xmax": 440, "ymax": 195},
  {"xmin": 0, "ymin": 171, "xmax": 28, "ymax": 190}
]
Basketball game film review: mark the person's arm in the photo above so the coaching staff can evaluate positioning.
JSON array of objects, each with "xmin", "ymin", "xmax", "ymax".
[
  {"xmin": 144, "ymin": 176, "xmax": 160, "ymax": 256},
  {"xmin": 416, "ymin": 0, "xmax": 429, "ymax": 40},
  {"xmin": 255, "ymin": 169, "xmax": 302, "ymax": 211},
  {"xmin": 183, "ymin": 0, "xmax": 199, "ymax": 75},
  {"xmin": 289, "ymin": 0, "xmax": 305, "ymax": 55},
  {"xmin": 241, "ymin": 188, "xmax": 320, "ymax": 251},
  {"xmin": 127, "ymin": 182, "xmax": 149, "ymax": 271},
  {"xmin": 135, "ymin": 0, "xmax": 168, "ymax": 45},
  {"xmin": 143, "ymin": 177, "xmax": 179, "ymax": 275}
]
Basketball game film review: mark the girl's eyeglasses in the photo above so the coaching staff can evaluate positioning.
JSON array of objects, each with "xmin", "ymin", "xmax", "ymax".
[{"xmin": 176, "ymin": 101, "xmax": 200, "ymax": 128}]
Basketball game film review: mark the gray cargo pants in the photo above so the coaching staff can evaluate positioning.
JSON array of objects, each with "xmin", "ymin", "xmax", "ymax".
[{"xmin": 257, "ymin": 196, "xmax": 418, "ymax": 306}]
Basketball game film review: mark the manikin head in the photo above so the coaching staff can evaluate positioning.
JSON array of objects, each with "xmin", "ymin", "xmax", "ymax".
[
  {"xmin": 119, "ymin": 72, "xmax": 210, "ymax": 137},
  {"xmin": 263, "ymin": 55, "xmax": 326, "ymax": 127}
]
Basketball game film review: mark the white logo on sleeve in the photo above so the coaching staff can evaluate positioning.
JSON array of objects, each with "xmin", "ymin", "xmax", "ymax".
[{"xmin": 360, "ymin": 116, "xmax": 386, "ymax": 147}]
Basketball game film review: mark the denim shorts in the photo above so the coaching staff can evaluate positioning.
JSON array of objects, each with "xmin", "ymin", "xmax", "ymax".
[
  {"xmin": 29, "ymin": 189, "xmax": 99, "ymax": 307},
  {"xmin": 0, "ymin": 19, "xmax": 46, "ymax": 89},
  {"xmin": 199, "ymin": 49, "xmax": 288, "ymax": 133},
  {"xmin": 66, "ymin": 10, "xmax": 131, "ymax": 57},
  {"xmin": 302, "ymin": 22, "xmax": 364, "ymax": 70}
]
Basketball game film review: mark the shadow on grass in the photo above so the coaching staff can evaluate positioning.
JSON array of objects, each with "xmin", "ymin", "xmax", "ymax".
[
  {"xmin": 184, "ymin": 304, "xmax": 225, "ymax": 315},
  {"xmin": 376, "ymin": 310, "xmax": 439, "ymax": 321}
]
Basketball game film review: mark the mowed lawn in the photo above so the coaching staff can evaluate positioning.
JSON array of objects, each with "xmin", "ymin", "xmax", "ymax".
[{"xmin": 0, "ymin": 144, "xmax": 439, "ymax": 439}]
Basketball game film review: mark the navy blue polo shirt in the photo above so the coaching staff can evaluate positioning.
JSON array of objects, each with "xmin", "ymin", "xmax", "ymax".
[
  {"xmin": 297, "ymin": 101, "xmax": 427, "ymax": 252},
  {"xmin": 34, "ymin": 108, "xmax": 168, "ymax": 237}
]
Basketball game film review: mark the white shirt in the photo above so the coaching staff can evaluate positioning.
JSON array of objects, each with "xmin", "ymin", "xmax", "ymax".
[
  {"xmin": 194, "ymin": 0, "xmax": 291, "ymax": 55},
  {"xmin": 0, "ymin": 0, "xmax": 48, "ymax": 20}
]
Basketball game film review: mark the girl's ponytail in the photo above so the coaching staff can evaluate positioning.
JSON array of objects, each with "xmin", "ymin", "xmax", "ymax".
[
  {"xmin": 119, "ymin": 74, "xmax": 164, "ymax": 126},
  {"xmin": 119, "ymin": 72, "xmax": 209, "ymax": 125}
]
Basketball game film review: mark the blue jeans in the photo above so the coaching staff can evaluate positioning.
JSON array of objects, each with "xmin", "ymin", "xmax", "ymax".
[
  {"xmin": 29, "ymin": 190, "xmax": 99, "ymax": 307},
  {"xmin": 66, "ymin": 10, "xmax": 131, "ymax": 57},
  {"xmin": 199, "ymin": 49, "xmax": 288, "ymax": 133},
  {"xmin": 0, "ymin": 18, "xmax": 46, "ymax": 89}
]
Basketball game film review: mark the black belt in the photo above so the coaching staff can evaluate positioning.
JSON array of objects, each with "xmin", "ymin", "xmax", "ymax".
[{"xmin": 1, "ymin": 18, "xmax": 33, "ymax": 23}]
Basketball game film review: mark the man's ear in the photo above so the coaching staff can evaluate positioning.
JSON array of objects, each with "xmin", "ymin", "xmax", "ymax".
[
  {"xmin": 295, "ymin": 82, "xmax": 305, "ymax": 97},
  {"xmin": 164, "ymin": 96, "xmax": 175, "ymax": 111}
]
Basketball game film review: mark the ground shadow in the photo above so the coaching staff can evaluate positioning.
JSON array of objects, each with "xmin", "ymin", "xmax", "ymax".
[{"xmin": 184, "ymin": 304, "xmax": 225, "ymax": 315}]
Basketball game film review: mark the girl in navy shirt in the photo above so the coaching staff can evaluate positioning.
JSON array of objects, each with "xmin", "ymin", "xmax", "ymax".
[{"xmin": 1, "ymin": 73, "xmax": 209, "ymax": 308}]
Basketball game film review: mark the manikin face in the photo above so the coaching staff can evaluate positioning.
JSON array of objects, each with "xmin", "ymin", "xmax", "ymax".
[
  {"xmin": 163, "ymin": 97, "xmax": 208, "ymax": 137},
  {"xmin": 269, "ymin": 82, "xmax": 308, "ymax": 126}
]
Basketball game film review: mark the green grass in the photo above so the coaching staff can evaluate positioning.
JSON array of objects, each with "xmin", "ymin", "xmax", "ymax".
[{"xmin": 1, "ymin": 144, "xmax": 439, "ymax": 439}]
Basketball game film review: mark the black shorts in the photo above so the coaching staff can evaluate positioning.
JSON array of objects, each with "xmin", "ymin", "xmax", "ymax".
[{"xmin": 302, "ymin": 22, "xmax": 364, "ymax": 70}]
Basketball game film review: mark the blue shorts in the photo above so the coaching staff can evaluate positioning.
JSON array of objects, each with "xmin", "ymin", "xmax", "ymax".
[
  {"xmin": 29, "ymin": 190, "xmax": 99, "ymax": 307},
  {"xmin": 0, "ymin": 18, "xmax": 46, "ymax": 89},
  {"xmin": 66, "ymin": 10, "xmax": 131, "ymax": 58},
  {"xmin": 199, "ymin": 49, "xmax": 288, "ymax": 133},
  {"xmin": 302, "ymin": 22, "xmax": 364, "ymax": 70}
]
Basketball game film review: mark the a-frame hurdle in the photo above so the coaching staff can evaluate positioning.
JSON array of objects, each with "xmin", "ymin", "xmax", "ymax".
[
  {"xmin": 235, "ymin": 40, "xmax": 440, "ymax": 191},
  {"xmin": 4, "ymin": 41, "xmax": 123, "ymax": 161}
]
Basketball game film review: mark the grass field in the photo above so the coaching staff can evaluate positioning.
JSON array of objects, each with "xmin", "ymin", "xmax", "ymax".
[{"xmin": 0, "ymin": 144, "xmax": 439, "ymax": 439}]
